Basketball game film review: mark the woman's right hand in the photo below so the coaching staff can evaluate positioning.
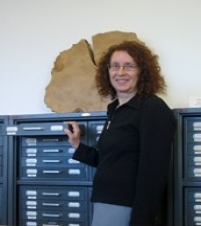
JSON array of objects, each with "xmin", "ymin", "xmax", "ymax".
[{"xmin": 64, "ymin": 121, "xmax": 81, "ymax": 149}]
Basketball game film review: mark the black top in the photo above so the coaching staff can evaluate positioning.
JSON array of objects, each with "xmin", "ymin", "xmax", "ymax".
[{"xmin": 73, "ymin": 94, "xmax": 176, "ymax": 226}]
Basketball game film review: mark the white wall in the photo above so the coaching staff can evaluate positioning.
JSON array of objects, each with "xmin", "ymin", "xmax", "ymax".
[{"xmin": 1, "ymin": 0, "xmax": 201, "ymax": 115}]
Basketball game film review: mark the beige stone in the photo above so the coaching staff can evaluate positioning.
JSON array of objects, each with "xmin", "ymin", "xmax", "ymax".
[
  {"xmin": 92, "ymin": 30, "xmax": 141, "ymax": 64},
  {"xmin": 44, "ymin": 31, "xmax": 142, "ymax": 113},
  {"xmin": 44, "ymin": 39, "xmax": 109, "ymax": 113}
]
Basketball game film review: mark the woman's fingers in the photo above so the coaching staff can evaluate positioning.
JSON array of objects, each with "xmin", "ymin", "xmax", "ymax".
[{"xmin": 64, "ymin": 121, "xmax": 80, "ymax": 149}]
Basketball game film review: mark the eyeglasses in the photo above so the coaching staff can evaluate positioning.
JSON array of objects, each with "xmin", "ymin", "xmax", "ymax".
[{"xmin": 108, "ymin": 64, "xmax": 139, "ymax": 72}]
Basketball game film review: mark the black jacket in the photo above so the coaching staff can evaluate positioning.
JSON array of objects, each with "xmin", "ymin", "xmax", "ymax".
[{"xmin": 73, "ymin": 94, "xmax": 176, "ymax": 226}]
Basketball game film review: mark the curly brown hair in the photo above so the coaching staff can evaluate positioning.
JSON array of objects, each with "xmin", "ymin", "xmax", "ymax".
[{"xmin": 95, "ymin": 40, "xmax": 166, "ymax": 100}]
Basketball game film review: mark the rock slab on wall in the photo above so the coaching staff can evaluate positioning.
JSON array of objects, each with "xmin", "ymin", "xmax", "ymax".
[{"xmin": 44, "ymin": 30, "xmax": 140, "ymax": 113}]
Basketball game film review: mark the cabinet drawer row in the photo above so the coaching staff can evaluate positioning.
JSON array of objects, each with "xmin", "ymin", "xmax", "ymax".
[
  {"xmin": 20, "ymin": 220, "xmax": 86, "ymax": 226},
  {"xmin": 185, "ymin": 187, "xmax": 201, "ymax": 225},
  {"xmin": 19, "ymin": 185, "xmax": 92, "ymax": 225}
]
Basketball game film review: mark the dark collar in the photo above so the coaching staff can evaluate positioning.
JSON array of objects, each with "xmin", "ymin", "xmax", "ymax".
[{"xmin": 107, "ymin": 94, "xmax": 145, "ymax": 116}]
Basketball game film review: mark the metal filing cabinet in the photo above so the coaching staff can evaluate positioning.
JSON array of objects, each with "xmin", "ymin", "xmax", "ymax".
[
  {"xmin": 174, "ymin": 108, "xmax": 201, "ymax": 226},
  {"xmin": 0, "ymin": 116, "xmax": 8, "ymax": 225},
  {"xmin": 6, "ymin": 112, "xmax": 107, "ymax": 226}
]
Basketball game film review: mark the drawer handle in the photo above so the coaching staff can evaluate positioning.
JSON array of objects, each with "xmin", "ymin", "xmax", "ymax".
[
  {"xmin": 67, "ymin": 224, "xmax": 81, "ymax": 226},
  {"xmin": 96, "ymin": 125, "xmax": 104, "ymax": 133},
  {"xmin": 193, "ymin": 168, "xmax": 201, "ymax": 177},
  {"xmin": 23, "ymin": 127, "xmax": 44, "ymax": 131},
  {"xmin": 50, "ymin": 125, "xmax": 64, "ymax": 131},
  {"xmin": 68, "ymin": 202, "xmax": 80, "ymax": 208},
  {"xmin": 26, "ymin": 149, "xmax": 37, "ymax": 154},
  {"xmin": 194, "ymin": 216, "xmax": 201, "ymax": 222},
  {"xmin": 26, "ymin": 222, "xmax": 37, "ymax": 226},
  {"xmin": 68, "ymin": 159, "xmax": 80, "ymax": 164},
  {"xmin": 42, "ymin": 192, "xmax": 60, "ymax": 196},
  {"xmin": 42, "ymin": 202, "xmax": 60, "ymax": 207},
  {"xmin": 43, "ymin": 170, "xmax": 61, "ymax": 174},
  {"xmin": 68, "ymin": 191, "xmax": 80, "ymax": 197},
  {"xmin": 193, "ymin": 134, "xmax": 201, "ymax": 142},
  {"xmin": 26, "ymin": 201, "xmax": 37, "ymax": 206},
  {"xmin": 43, "ymin": 160, "xmax": 61, "ymax": 163},
  {"xmin": 193, "ymin": 122, "xmax": 201, "ymax": 131},
  {"xmin": 68, "ymin": 169, "xmax": 81, "ymax": 175},
  {"xmin": 194, "ymin": 157, "xmax": 201, "ymax": 165},
  {"xmin": 42, "ymin": 213, "xmax": 61, "ymax": 218},
  {"xmin": 43, "ymin": 149, "xmax": 61, "ymax": 153},
  {"xmin": 68, "ymin": 213, "xmax": 80, "ymax": 218},
  {"xmin": 43, "ymin": 224, "xmax": 60, "ymax": 226}
]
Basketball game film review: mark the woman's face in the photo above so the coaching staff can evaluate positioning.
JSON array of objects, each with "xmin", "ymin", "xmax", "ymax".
[{"xmin": 108, "ymin": 51, "xmax": 140, "ymax": 96}]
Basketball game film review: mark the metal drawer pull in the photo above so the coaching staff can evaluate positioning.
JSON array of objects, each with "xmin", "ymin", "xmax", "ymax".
[
  {"xmin": 68, "ymin": 148, "xmax": 75, "ymax": 154},
  {"xmin": 68, "ymin": 191, "xmax": 80, "ymax": 197},
  {"xmin": 68, "ymin": 213, "xmax": 80, "ymax": 218},
  {"xmin": 68, "ymin": 159, "xmax": 80, "ymax": 164},
  {"xmin": 43, "ymin": 170, "xmax": 61, "ymax": 174},
  {"xmin": 68, "ymin": 202, "xmax": 80, "ymax": 208},
  {"xmin": 68, "ymin": 224, "xmax": 80, "ymax": 226},
  {"xmin": 26, "ymin": 159, "xmax": 37, "ymax": 164},
  {"xmin": 42, "ymin": 138, "xmax": 59, "ymax": 142},
  {"xmin": 42, "ymin": 213, "xmax": 61, "ymax": 218},
  {"xmin": 26, "ymin": 211, "xmax": 37, "ymax": 216},
  {"xmin": 43, "ymin": 224, "xmax": 60, "ymax": 226},
  {"xmin": 6, "ymin": 126, "xmax": 18, "ymax": 135},
  {"xmin": 194, "ymin": 193, "xmax": 201, "ymax": 202},
  {"xmin": 26, "ymin": 201, "xmax": 37, "ymax": 206},
  {"xmin": 193, "ymin": 122, "xmax": 201, "ymax": 131},
  {"xmin": 193, "ymin": 134, "xmax": 201, "ymax": 142},
  {"xmin": 96, "ymin": 125, "xmax": 104, "ymax": 133},
  {"xmin": 26, "ymin": 191, "xmax": 37, "ymax": 196},
  {"xmin": 23, "ymin": 127, "xmax": 44, "ymax": 131},
  {"xmin": 193, "ymin": 168, "xmax": 201, "ymax": 177},
  {"xmin": 194, "ymin": 216, "xmax": 201, "ymax": 222},
  {"xmin": 43, "ymin": 149, "xmax": 60, "ymax": 153},
  {"xmin": 68, "ymin": 169, "xmax": 81, "ymax": 175},
  {"xmin": 26, "ymin": 138, "xmax": 37, "ymax": 145},
  {"xmin": 42, "ymin": 202, "xmax": 60, "ymax": 207},
  {"xmin": 194, "ymin": 157, "xmax": 201, "ymax": 165},
  {"xmin": 26, "ymin": 149, "xmax": 37, "ymax": 154},
  {"xmin": 43, "ymin": 160, "xmax": 61, "ymax": 163},
  {"xmin": 42, "ymin": 192, "xmax": 60, "ymax": 196},
  {"xmin": 27, "ymin": 169, "xmax": 37, "ymax": 177},
  {"xmin": 26, "ymin": 222, "xmax": 37, "ymax": 226},
  {"xmin": 194, "ymin": 205, "xmax": 201, "ymax": 214},
  {"xmin": 50, "ymin": 125, "xmax": 64, "ymax": 131},
  {"xmin": 194, "ymin": 145, "xmax": 201, "ymax": 154}
]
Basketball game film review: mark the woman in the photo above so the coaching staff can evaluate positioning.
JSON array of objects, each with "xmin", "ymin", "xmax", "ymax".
[{"xmin": 64, "ymin": 40, "xmax": 176, "ymax": 226}]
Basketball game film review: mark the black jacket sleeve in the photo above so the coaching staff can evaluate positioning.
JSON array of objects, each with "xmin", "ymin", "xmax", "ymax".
[
  {"xmin": 130, "ymin": 98, "xmax": 176, "ymax": 226},
  {"xmin": 72, "ymin": 142, "xmax": 99, "ymax": 167}
]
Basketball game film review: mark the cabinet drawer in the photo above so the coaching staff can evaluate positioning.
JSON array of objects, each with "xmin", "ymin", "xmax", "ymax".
[
  {"xmin": 186, "ymin": 132, "xmax": 201, "ymax": 143},
  {"xmin": 20, "ymin": 209, "xmax": 87, "ymax": 222},
  {"xmin": 20, "ymin": 166, "xmax": 89, "ymax": 180},
  {"xmin": 20, "ymin": 186, "xmax": 88, "ymax": 201},
  {"xmin": 187, "ymin": 155, "xmax": 201, "ymax": 166},
  {"xmin": 12, "ymin": 122, "xmax": 86, "ymax": 136},
  {"xmin": 20, "ymin": 199, "xmax": 87, "ymax": 211},
  {"xmin": 88, "ymin": 121, "xmax": 105, "ymax": 134},
  {"xmin": 21, "ymin": 156, "xmax": 81, "ymax": 167},
  {"xmin": 186, "ymin": 144, "xmax": 201, "ymax": 155},
  {"xmin": 21, "ymin": 136, "xmax": 69, "ymax": 147},
  {"xmin": 21, "ymin": 146, "xmax": 75, "ymax": 157},
  {"xmin": 186, "ymin": 166, "xmax": 201, "ymax": 178},
  {"xmin": 20, "ymin": 220, "xmax": 86, "ymax": 226},
  {"xmin": 185, "ymin": 118, "xmax": 201, "ymax": 131}
]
